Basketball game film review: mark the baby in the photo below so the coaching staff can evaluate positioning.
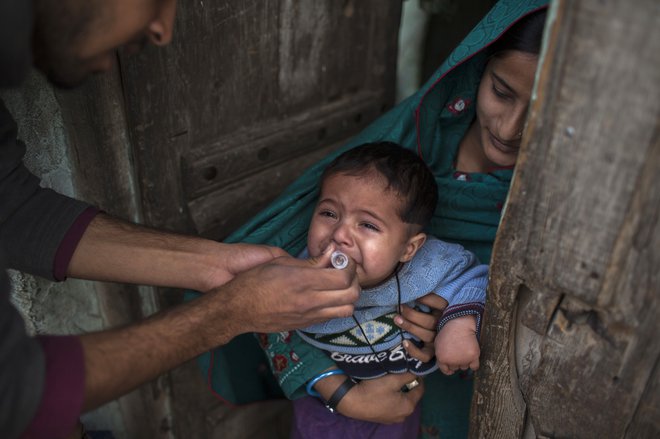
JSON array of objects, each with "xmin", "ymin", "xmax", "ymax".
[{"xmin": 293, "ymin": 142, "xmax": 486, "ymax": 438}]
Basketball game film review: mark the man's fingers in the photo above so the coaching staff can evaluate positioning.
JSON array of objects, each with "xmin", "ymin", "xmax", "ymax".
[
  {"xmin": 304, "ymin": 303, "xmax": 356, "ymax": 322},
  {"xmin": 268, "ymin": 254, "xmax": 312, "ymax": 267},
  {"xmin": 302, "ymin": 277, "xmax": 360, "ymax": 306},
  {"xmin": 305, "ymin": 243, "xmax": 339, "ymax": 268},
  {"xmin": 306, "ymin": 246, "xmax": 359, "ymax": 275},
  {"xmin": 268, "ymin": 254, "xmax": 359, "ymax": 294},
  {"xmin": 286, "ymin": 286, "xmax": 359, "ymax": 325},
  {"xmin": 274, "ymin": 249, "xmax": 358, "ymax": 289}
]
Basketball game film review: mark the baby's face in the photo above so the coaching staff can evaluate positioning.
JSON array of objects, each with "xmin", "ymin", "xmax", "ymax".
[{"xmin": 307, "ymin": 172, "xmax": 418, "ymax": 288}]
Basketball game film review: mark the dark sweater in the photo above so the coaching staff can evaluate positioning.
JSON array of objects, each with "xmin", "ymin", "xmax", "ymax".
[{"xmin": 1, "ymin": 1, "xmax": 97, "ymax": 437}]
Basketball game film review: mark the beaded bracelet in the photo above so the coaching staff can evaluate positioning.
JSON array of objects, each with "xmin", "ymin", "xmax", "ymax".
[{"xmin": 305, "ymin": 369, "xmax": 346, "ymax": 397}]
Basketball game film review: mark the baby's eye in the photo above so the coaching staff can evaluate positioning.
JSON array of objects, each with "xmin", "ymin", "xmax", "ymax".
[
  {"xmin": 319, "ymin": 210, "xmax": 337, "ymax": 219},
  {"xmin": 361, "ymin": 222, "xmax": 380, "ymax": 232}
]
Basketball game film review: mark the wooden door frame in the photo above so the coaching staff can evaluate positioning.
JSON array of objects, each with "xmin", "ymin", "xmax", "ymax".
[{"xmin": 470, "ymin": 0, "xmax": 660, "ymax": 437}]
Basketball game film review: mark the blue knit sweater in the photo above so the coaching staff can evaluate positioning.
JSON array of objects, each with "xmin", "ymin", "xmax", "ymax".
[{"xmin": 297, "ymin": 237, "xmax": 487, "ymax": 379}]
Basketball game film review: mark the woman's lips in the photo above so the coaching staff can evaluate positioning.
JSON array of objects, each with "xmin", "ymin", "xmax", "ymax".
[{"xmin": 489, "ymin": 131, "xmax": 520, "ymax": 154}]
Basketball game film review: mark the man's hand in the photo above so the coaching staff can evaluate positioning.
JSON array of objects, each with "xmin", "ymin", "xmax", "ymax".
[
  {"xmin": 69, "ymin": 214, "xmax": 288, "ymax": 292},
  {"xmin": 434, "ymin": 315, "xmax": 480, "ymax": 375},
  {"xmin": 202, "ymin": 243, "xmax": 289, "ymax": 289},
  {"xmin": 202, "ymin": 247, "xmax": 360, "ymax": 339},
  {"xmin": 79, "ymin": 245, "xmax": 359, "ymax": 411}
]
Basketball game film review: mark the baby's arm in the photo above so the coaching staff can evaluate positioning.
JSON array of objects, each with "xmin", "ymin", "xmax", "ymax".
[
  {"xmin": 429, "ymin": 242, "xmax": 487, "ymax": 374},
  {"xmin": 434, "ymin": 314, "xmax": 480, "ymax": 375},
  {"xmin": 433, "ymin": 266, "xmax": 485, "ymax": 375},
  {"xmin": 433, "ymin": 263, "xmax": 486, "ymax": 374}
]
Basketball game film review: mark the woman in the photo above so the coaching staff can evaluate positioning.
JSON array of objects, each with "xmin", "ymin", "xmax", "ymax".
[{"xmin": 201, "ymin": 0, "xmax": 548, "ymax": 437}]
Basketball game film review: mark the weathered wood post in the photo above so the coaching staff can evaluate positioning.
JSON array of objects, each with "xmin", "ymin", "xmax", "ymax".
[{"xmin": 471, "ymin": 0, "xmax": 660, "ymax": 437}]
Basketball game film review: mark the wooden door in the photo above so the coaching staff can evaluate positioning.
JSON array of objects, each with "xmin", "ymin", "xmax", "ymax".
[
  {"xmin": 119, "ymin": 0, "xmax": 401, "ymax": 241},
  {"xmin": 471, "ymin": 0, "xmax": 660, "ymax": 437},
  {"xmin": 56, "ymin": 1, "xmax": 401, "ymax": 437}
]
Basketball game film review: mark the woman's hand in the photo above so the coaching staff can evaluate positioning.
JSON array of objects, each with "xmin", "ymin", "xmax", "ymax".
[
  {"xmin": 394, "ymin": 293, "xmax": 448, "ymax": 363},
  {"xmin": 336, "ymin": 373, "xmax": 424, "ymax": 423}
]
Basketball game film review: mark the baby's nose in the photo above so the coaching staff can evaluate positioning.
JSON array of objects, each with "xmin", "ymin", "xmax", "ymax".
[{"xmin": 331, "ymin": 223, "xmax": 352, "ymax": 246}]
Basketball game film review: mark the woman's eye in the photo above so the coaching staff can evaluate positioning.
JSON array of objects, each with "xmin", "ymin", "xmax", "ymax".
[{"xmin": 492, "ymin": 85, "xmax": 510, "ymax": 99}]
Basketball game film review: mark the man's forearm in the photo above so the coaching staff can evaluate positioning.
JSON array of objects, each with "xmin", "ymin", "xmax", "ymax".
[
  {"xmin": 67, "ymin": 214, "xmax": 229, "ymax": 292},
  {"xmin": 78, "ymin": 250, "xmax": 361, "ymax": 412},
  {"xmin": 79, "ymin": 289, "xmax": 237, "ymax": 411}
]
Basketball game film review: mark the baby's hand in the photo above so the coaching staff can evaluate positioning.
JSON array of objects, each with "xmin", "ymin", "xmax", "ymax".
[{"xmin": 434, "ymin": 315, "xmax": 480, "ymax": 375}]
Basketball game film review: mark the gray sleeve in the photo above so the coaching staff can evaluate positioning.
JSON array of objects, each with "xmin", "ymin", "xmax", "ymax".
[
  {"xmin": 0, "ymin": 258, "xmax": 45, "ymax": 439},
  {"xmin": 0, "ymin": 100, "xmax": 90, "ymax": 280}
]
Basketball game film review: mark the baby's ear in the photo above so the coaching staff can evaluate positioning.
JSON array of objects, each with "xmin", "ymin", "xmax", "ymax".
[{"xmin": 400, "ymin": 232, "xmax": 426, "ymax": 263}]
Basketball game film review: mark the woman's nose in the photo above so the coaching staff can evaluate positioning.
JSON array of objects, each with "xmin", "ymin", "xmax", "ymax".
[{"xmin": 502, "ymin": 105, "xmax": 528, "ymax": 140}]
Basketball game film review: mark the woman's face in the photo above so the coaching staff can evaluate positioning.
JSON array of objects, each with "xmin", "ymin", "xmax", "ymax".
[{"xmin": 474, "ymin": 50, "xmax": 538, "ymax": 168}]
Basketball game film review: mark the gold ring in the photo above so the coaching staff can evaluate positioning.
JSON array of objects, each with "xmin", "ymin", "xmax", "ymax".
[{"xmin": 404, "ymin": 379, "xmax": 420, "ymax": 391}]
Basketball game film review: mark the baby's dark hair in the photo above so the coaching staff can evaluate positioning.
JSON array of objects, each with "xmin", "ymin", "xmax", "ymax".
[
  {"xmin": 320, "ymin": 142, "xmax": 438, "ymax": 229},
  {"xmin": 489, "ymin": 8, "xmax": 547, "ymax": 57}
]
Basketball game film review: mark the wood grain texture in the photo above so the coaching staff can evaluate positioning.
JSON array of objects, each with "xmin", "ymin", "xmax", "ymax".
[
  {"xmin": 118, "ymin": 0, "xmax": 400, "ymax": 237},
  {"xmin": 188, "ymin": 140, "xmax": 343, "ymax": 240},
  {"xmin": 55, "ymin": 65, "xmax": 172, "ymax": 439},
  {"xmin": 115, "ymin": 2, "xmax": 402, "ymax": 437},
  {"xmin": 471, "ymin": 0, "xmax": 660, "ymax": 437}
]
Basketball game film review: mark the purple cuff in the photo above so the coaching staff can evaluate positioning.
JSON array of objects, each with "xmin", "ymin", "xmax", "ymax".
[
  {"xmin": 53, "ymin": 207, "xmax": 100, "ymax": 281},
  {"xmin": 437, "ymin": 302, "xmax": 485, "ymax": 341},
  {"xmin": 21, "ymin": 335, "xmax": 86, "ymax": 439}
]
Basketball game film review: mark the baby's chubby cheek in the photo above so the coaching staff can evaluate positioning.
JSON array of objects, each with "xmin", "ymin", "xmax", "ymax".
[{"xmin": 306, "ymin": 238, "xmax": 329, "ymax": 258}]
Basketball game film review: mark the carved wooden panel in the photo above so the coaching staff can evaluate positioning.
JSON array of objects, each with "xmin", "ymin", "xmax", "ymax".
[
  {"xmin": 113, "ymin": 2, "xmax": 402, "ymax": 437},
  {"xmin": 118, "ymin": 0, "xmax": 401, "ymax": 241},
  {"xmin": 471, "ymin": 0, "xmax": 660, "ymax": 437}
]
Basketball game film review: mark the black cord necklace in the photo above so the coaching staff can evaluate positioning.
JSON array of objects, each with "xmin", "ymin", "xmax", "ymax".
[{"xmin": 351, "ymin": 271, "xmax": 411, "ymax": 375}]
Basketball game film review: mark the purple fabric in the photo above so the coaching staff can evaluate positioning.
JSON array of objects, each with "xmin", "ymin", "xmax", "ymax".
[
  {"xmin": 53, "ymin": 207, "xmax": 100, "ymax": 281},
  {"xmin": 21, "ymin": 335, "xmax": 85, "ymax": 439},
  {"xmin": 291, "ymin": 396, "xmax": 421, "ymax": 439}
]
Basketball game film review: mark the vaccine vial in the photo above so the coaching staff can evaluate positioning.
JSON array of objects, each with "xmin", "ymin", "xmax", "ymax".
[{"xmin": 331, "ymin": 251, "xmax": 349, "ymax": 270}]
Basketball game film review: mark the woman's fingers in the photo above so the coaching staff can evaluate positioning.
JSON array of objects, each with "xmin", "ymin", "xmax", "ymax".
[
  {"xmin": 416, "ymin": 294, "xmax": 448, "ymax": 317},
  {"xmin": 403, "ymin": 339, "xmax": 435, "ymax": 363},
  {"xmin": 395, "ymin": 306, "xmax": 437, "ymax": 343}
]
